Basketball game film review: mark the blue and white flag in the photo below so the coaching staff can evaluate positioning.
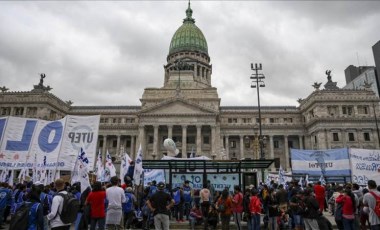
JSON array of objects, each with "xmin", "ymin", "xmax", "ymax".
[
  {"xmin": 290, "ymin": 148, "xmax": 350, "ymax": 176},
  {"xmin": 265, "ymin": 174, "xmax": 271, "ymax": 186},
  {"xmin": 133, "ymin": 144, "xmax": 143, "ymax": 186},
  {"xmin": 94, "ymin": 150, "xmax": 104, "ymax": 181},
  {"xmin": 299, "ymin": 176, "xmax": 304, "ymax": 188},
  {"xmin": 319, "ymin": 174, "xmax": 326, "ymax": 185},
  {"xmin": 104, "ymin": 150, "xmax": 116, "ymax": 182},
  {"xmin": 78, "ymin": 148, "xmax": 89, "ymax": 167},
  {"xmin": 120, "ymin": 152, "xmax": 132, "ymax": 181},
  {"xmin": 72, "ymin": 148, "xmax": 91, "ymax": 193},
  {"xmin": 305, "ymin": 174, "xmax": 309, "ymax": 186},
  {"xmin": 278, "ymin": 165, "xmax": 285, "ymax": 186}
]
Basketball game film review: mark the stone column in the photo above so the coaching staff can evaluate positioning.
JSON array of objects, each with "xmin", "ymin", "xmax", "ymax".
[
  {"xmin": 298, "ymin": 135, "xmax": 303, "ymax": 149},
  {"xmin": 168, "ymin": 125, "xmax": 173, "ymax": 139},
  {"xmin": 153, "ymin": 125, "xmax": 159, "ymax": 159},
  {"xmin": 269, "ymin": 135, "xmax": 275, "ymax": 171},
  {"xmin": 102, "ymin": 135, "xmax": 107, "ymax": 165},
  {"xmin": 324, "ymin": 130, "xmax": 329, "ymax": 149},
  {"xmin": 373, "ymin": 129, "xmax": 380, "ymax": 149},
  {"xmin": 284, "ymin": 135, "xmax": 290, "ymax": 171},
  {"xmin": 116, "ymin": 135, "xmax": 121, "ymax": 157},
  {"xmin": 196, "ymin": 125, "xmax": 202, "ymax": 157},
  {"xmin": 182, "ymin": 125, "xmax": 187, "ymax": 158},
  {"xmin": 215, "ymin": 125, "xmax": 221, "ymax": 159},
  {"xmin": 211, "ymin": 125, "xmax": 216, "ymax": 158},
  {"xmin": 240, "ymin": 135, "xmax": 245, "ymax": 159},
  {"xmin": 131, "ymin": 135, "xmax": 135, "ymax": 158},
  {"xmin": 23, "ymin": 107, "xmax": 27, "ymax": 117},
  {"xmin": 357, "ymin": 129, "xmax": 362, "ymax": 148},
  {"xmin": 225, "ymin": 136, "xmax": 230, "ymax": 159},
  {"xmin": 137, "ymin": 125, "xmax": 145, "ymax": 157},
  {"xmin": 342, "ymin": 129, "xmax": 347, "ymax": 148}
]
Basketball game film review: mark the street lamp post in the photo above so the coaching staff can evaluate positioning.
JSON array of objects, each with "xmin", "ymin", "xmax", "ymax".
[{"xmin": 250, "ymin": 63, "xmax": 266, "ymax": 182}]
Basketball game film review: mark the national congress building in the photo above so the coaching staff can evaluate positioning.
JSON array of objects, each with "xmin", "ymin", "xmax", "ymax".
[{"xmin": 1, "ymin": 3, "xmax": 379, "ymax": 175}]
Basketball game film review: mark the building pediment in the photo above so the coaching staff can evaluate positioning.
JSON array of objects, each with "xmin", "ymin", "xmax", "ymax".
[{"xmin": 139, "ymin": 98, "xmax": 217, "ymax": 116}]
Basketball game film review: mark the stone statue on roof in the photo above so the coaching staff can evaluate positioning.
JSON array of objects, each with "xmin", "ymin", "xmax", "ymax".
[{"xmin": 32, "ymin": 73, "xmax": 53, "ymax": 92}]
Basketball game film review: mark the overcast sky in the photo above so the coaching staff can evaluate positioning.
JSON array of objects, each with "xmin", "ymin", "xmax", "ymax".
[{"xmin": 1, "ymin": 1, "xmax": 380, "ymax": 107}]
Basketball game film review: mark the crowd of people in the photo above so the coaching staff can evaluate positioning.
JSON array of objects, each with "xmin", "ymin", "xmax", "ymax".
[{"xmin": 1, "ymin": 175, "xmax": 380, "ymax": 230}]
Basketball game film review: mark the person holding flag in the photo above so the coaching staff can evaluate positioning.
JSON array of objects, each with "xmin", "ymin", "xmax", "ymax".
[{"xmin": 119, "ymin": 152, "xmax": 132, "ymax": 187}]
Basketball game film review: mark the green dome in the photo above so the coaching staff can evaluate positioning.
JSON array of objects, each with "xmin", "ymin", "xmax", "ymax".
[{"xmin": 169, "ymin": 3, "xmax": 208, "ymax": 56}]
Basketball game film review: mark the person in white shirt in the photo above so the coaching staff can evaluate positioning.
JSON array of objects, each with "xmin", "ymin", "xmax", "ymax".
[
  {"xmin": 47, "ymin": 179, "xmax": 71, "ymax": 230},
  {"xmin": 106, "ymin": 176, "xmax": 126, "ymax": 230},
  {"xmin": 363, "ymin": 180, "xmax": 380, "ymax": 229},
  {"xmin": 200, "ymin": 184, "xmax": 211, "ymax": 230}
]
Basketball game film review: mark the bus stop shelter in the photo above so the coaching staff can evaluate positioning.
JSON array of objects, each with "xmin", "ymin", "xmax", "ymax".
[{"xmin": 142, "ymin": 159, "xmax": 274, "ymax": 189}]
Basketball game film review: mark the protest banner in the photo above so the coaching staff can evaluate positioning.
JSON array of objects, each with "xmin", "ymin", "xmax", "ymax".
[
  {"xmin": 350, "ymin": 148, "xmax": 380, "ymax": 185},
  {"xmin": 0, "ymin": 115, "xmax": 100, "ymax": 170}
]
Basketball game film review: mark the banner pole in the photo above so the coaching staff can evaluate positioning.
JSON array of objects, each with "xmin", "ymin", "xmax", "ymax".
[{"xmin": 53, "ymin": 116, "xmax": 69, "ymax": 180}]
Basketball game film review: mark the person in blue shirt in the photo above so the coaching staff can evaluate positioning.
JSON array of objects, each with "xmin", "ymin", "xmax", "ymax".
[
  {"xmin": 182, "ymin": 180, "xmax": 194, "ymax": 221},
  {"xmin": 10, "ymin": 183, "xmax": 43, "ymax": 230},
  {"xmin": 0, "ymin": 182, "xmax": 12, "ymax": 229}
]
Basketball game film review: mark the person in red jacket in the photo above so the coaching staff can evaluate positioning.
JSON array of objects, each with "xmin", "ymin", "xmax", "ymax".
[
  {"xmin": 249, "ymin": 189, "xmax": 262, "ymax": 230},
  {"xmin": 313, "ymin": 181, "xmax": 326, "ymax": 213},
  {"xmin": 85, "ymin": 181, "xmax": 106, "ymax": 230},
  {"xmin": 336, "ymin": 188, "xmax": 356, "ymax": 230},
  {"xmin": 232, "ymin": 185, "xmax": 244, "ymax": 230}
]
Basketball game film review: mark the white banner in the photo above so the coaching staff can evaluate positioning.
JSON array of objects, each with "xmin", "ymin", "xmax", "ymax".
[
  {"xmin": 267, "ymin": 172, "xmax": 293, "ymax": 184},
  {"xmin": 171, "ymin": 173, "xmax": 238, "ymax": 192},
  {"xmin": 143, "ymin": 169, "xmax": 166, "ymax": 186},
  {"xmin": 350, "ymin": 148, "xmax": 380, "ymax": 186},
  {"xmin": 0, "ymin": 115, "xmax": 100, "ymax": 170}
]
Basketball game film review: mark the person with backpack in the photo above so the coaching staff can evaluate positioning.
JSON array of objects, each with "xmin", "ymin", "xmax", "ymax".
[
  {"xmin": 216, "ymin": 188, "xmax": 233, "ymax": 230},
  {"xmin": 0, "ymin": 182, "xmax": 12, "ymax": 229},
  {"xmin": 10, "ymin": 184, "xmax": 44, "ymax": 230},
  {"xmin": 11, "ymin": 183, "xmax": 26, "ymax": 215},
  {"xmin": 363, "ymin": 179, "xmax": 380, "ymax": 229},
  {"xmin": 172, "ymin": 186, "xmax": 184, "ymax": 222},
  {"xmin": 35, "ymin": 182, "xmax": 50, "ymax": 230},
  {"xmin": 86, "ymin": 181, "xmax": 106, "ymax": 230},
  {"xmin": 47, "ymin": 179, "xmax": 74, "ymax": 230},
  {"xmin": 123, "ymin": 186, "xmax": 137, "ymax": 230}
]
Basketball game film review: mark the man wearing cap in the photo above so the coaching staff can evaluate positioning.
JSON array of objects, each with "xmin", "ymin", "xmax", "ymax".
[{"xmin": 147, "ymin": 181, "xmax": 174, "ymax": 230}]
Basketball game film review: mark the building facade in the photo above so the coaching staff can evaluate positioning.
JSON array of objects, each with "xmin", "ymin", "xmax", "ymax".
[{"xmin": 1, "ymin": 4, "xmax": 380, "ymax": 173}]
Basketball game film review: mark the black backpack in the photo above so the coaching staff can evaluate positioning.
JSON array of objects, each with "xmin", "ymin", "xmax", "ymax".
[
  {"xmin": 9, "ymin": 202, "xmax": 32, "ymax": 230},
  {"xmin": 57, "ymin": 192, "xmax": 81, "ymax": 224}
]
